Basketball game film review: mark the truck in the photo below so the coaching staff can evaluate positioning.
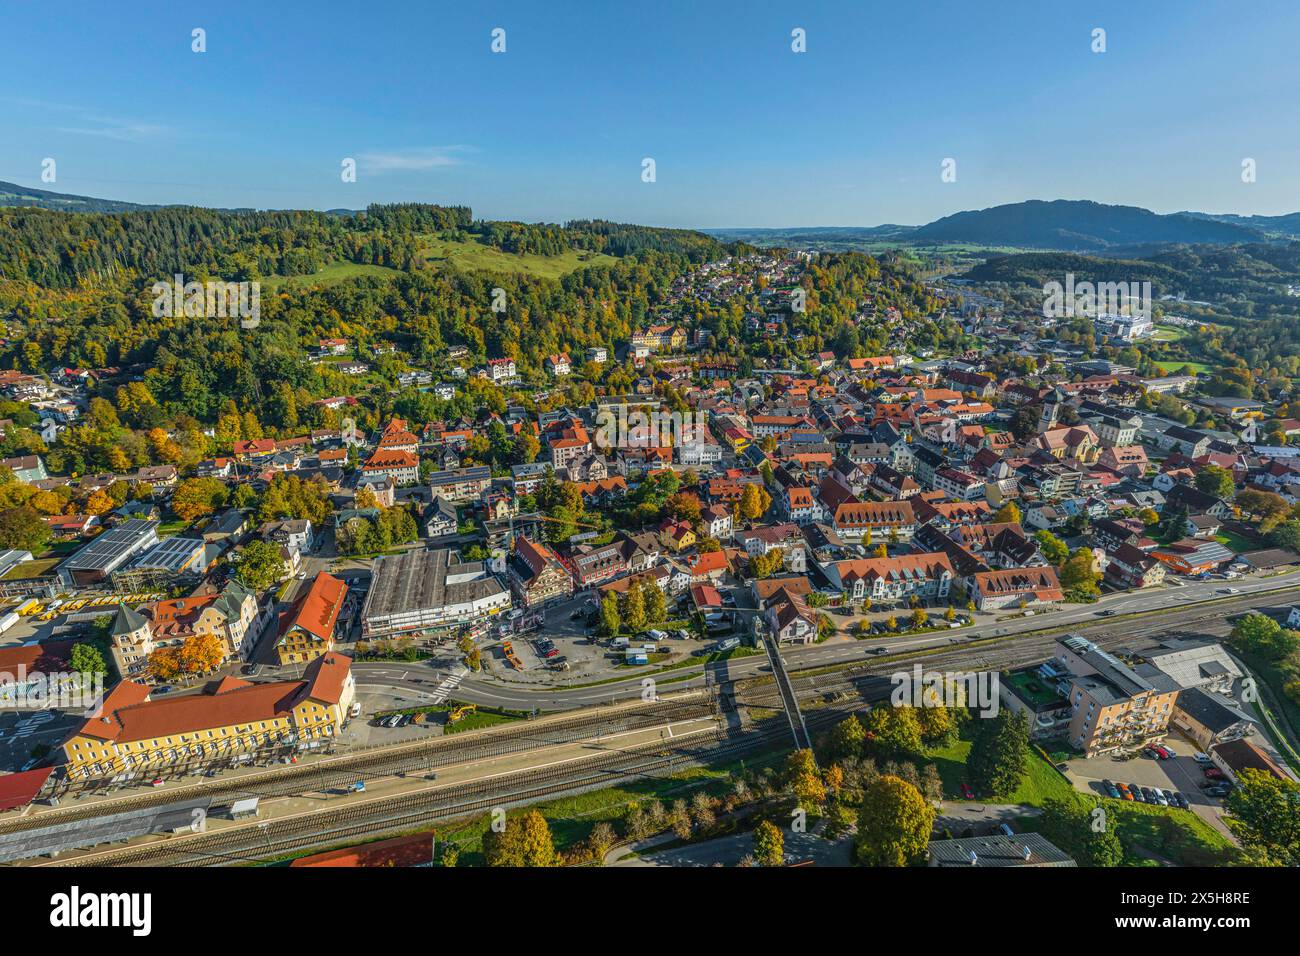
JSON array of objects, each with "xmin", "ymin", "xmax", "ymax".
[
  {"xmin": 0, "ymin": 611, "xmax": 17, "ymax": 634},
  {"xmin": 15, "ymin": 598, "xmax": 39, "ymax": 616}
]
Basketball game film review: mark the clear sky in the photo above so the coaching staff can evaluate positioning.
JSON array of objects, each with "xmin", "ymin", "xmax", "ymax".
[{"xmin": 2, "ymin": 0, "xmax": 1298, "ymax": 227}]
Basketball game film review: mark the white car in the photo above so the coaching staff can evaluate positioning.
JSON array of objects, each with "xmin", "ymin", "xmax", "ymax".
[{"xmin": 1193, "ymin": 752, "xmax": 1213, "ymax": 764}]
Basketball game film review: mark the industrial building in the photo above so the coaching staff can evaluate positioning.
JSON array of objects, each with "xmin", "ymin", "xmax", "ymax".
[
  {"xmin": 56, "ymin": 519, "xmax": 160, "ymax": 588},
  {"xmin": 361, "ymin": 548, "xmax": 510, "ymax": 639}
]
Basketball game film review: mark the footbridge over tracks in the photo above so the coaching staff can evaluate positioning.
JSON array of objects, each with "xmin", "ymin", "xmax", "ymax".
[{"xmin": 760, "ymin": 632, "xmax": 815, "ymax": 758}]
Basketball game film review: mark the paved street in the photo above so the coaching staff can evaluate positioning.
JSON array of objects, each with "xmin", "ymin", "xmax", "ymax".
[{"xmin": 394, "ymin": 571, "xmax": 1300, "ymax": 711}]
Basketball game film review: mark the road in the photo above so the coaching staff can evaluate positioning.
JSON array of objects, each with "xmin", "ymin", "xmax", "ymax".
[{"xmin": 355, "ymin": 570, "xmax": 1300, "ymax": 711}]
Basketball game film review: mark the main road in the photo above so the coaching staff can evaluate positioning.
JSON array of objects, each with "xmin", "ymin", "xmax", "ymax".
[{"xmin": 355, "ymin": 569, "xmax": 1300, "ymax": 711}]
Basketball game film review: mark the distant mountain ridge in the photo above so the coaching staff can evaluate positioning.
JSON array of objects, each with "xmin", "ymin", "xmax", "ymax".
[
  {"xmin": 0, "ymin": 180, "xmax": 160, "ymax": 214},
  {"xmin": 910, "ymin": 199, "xmax": 1262, "ymax": 250},
  {"xmin": 711, "ymin": 200, "xmax": 1300, "ymax": 252},
  {"xmin": 5, "ymin": 183, "xmax": 1300, "ymax": 252}
]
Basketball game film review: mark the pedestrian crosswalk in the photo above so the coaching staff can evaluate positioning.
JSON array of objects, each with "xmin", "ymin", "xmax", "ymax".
[
  {"xmin": 8, "ymin": 710, "xmax": 56, "ymax": 739},
  {"xmin": 427, "ymin": 666, "xmax": 469, "ymax": 705}
]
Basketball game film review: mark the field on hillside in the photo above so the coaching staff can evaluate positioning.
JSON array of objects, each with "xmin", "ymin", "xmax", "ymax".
[
  {"xmin": 260, "ymin": 261, "xmax": 401, "ymax": 291},
  {"xmin": 417, "ymin": 234, "xmax": 619, "ymax": 279}
]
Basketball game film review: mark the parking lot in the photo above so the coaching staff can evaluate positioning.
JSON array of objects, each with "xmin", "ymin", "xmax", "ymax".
[
  {"xmin": 1060, "ymin": 739, "xmax": 1234, "ymax": 837},
  {"xmin": 479, "ymin": 591, "xmax": 729, "ymax": 684}
]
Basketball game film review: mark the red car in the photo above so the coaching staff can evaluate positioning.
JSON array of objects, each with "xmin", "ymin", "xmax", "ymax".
[
  {"xmin": 1203, "ymin": 767, "xmax": 1225, "ymax": 780},
  {"xmin": 960, "ymin": 782, "xmax": 975, "ymax": 799}
]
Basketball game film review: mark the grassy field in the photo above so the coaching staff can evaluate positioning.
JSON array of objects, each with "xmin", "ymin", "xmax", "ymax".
[
  {"xmin": 1215, "ymin": 529, "xmax": 1258, "ymax": 554},
  {"xmin": 260, "ymin": 261, "xmax": 401, "ymax": 291},
  {"xmin": 435, "ymin": 762, "xmax": 748, "ymax": 864},
  {"xmin": 1153, "ymin": 359, "xmax": 1212, "ymax": 374},
  {"xmin": 418, "ymin": 234, "xmax": 618, "ymax": 279},
  {"xmin": 1151, "ymin": 324, "xmax": 1191, "ymax": 342},
  {"xmin": 928, "ymin": 738, "xmax": 1076, "ymax": 806}
]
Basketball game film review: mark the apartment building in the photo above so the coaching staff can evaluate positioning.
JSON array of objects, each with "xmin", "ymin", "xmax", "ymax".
[{"xmin": 1055, "ymin": 635, "xmax": 1179, "ymax": 757}]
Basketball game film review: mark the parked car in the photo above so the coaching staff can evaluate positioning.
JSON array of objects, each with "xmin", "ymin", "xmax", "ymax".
[
  {"xmin": 1161, "ymin": 745, "xmax": 1178, "ymax": 757},
  {"xmin": 1203, "ymin": 767, "xmax": 1226, "ymax": 780},
  {"xmin": 1203, "ymin": 784, "xmax": 1231, "ymax": 798},
  {"xmin": 1170, "ymin": 791, "xmax": 1190, "ymax": 809},
  {"xmin": 1116, "ymin": 783, "xmax": 1134, "ymax": 801},
  {"xmin": 1193, "ymin": 752, "xmax": 1213, "ymax": 764},
  {"xmin": 1151, "ymin": 788, "xmax": 1170, "ymax": 806},
  {"xmin": 1102, "ymin": 779, "xmax": 1121, "ymax": 799},
  {"xmin": 1129, "ymin": 786, "xmax": 1146, "ymax": 803},
  {"xmin": 960, "ymin": 782, "xmax": 975, "ymax": 799}
]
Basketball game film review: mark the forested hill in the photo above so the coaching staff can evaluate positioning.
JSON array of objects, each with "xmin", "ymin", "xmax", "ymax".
[
  {"xmin": 0, "ymin": 179, "xmax": 158, "ymax": 214},
  {"xmin": 911, "ymin": 199, "xmax": 1261, "ymax": 251},
  {"xmin": 964, "ymin": 243, "xmax": 1300, "ymax": 303},
  {"xmin": 0, "ymin": 204, "xmax": 727, "ymax": 289}
]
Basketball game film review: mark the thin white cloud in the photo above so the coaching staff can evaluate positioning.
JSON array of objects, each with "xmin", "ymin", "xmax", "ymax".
[
  {"xmin": 2, "ymin": 98, "xmax": 173, "ymax": 141},
  {"xmin": 357, "ymin": 146, "xmax": 468, "ymax": 173},
  {"xmin": 54, "ymin": 116, "xmax": 170, "ymax": 141}
]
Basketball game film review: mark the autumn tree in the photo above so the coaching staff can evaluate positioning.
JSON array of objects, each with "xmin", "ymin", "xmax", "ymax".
[
  {"xmin": 739, "ymin": 483, "xmax": 770, "ymax": 522},
  {"xmin": 172, "ymin": 476, "xmax": 230, "ymax": 522},
  {"xmin": 753, "ymin": 820, "xmax": 785, "ymax": 867},
  {"xmin": 855, "ymin": 775, "xmax": 934, "ymax": 867},
  {"xmin": 1226, "ymin": 769, "xmax": 1300, "ymax": 866},
  {"xmin": 148, "ymin": 647, "xmax": 183, "ymax": 682},
  {"xmin": 784, "ymin": 748, "xmax": 828, "ymax": 809},
  {"xmin": 179, "ymin": 633, "xmax": 226, "ymax": 675},
  {"xmin": 1059, "ymin": 548, "xmax": 1101, "ymax": 600},
  {"xmin": 1034, "ymin": 530, "xmax": 1069, "ymax": 566},
  {"xmin": 0, "ymin": 506, "xmax": 51, "ymax": 553},
  {"xmin": 233, "ymin": 540, "xmax": 287, "ymax": 590},
  {"xmin": 483, "ymin": 809, "xmax": 560, "ymax": 867},
  {"xmin": 993, "ymin": 501, "xmax": 1021, "ymax": 524},
  {"xmin": 862, "ymin": 705, "xmax": 924, "ymax": 759},
  {"xmin": 822, "ymin": 715, "xmax": 866, "ymax": 763},
  {"xmin": 600, "ymin": 591, "xmax": 621, "ymax": 636}
]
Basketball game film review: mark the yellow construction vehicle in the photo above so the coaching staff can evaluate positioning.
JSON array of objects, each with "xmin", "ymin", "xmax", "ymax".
[{"xmin": 448, "ymin": 704, "xmax": 477, "ymax": 724}]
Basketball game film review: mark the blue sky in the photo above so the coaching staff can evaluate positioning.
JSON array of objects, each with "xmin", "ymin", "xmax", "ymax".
[{"xmin": 2, "ymin": 0, "xmax": 1298, "ymax": 227}]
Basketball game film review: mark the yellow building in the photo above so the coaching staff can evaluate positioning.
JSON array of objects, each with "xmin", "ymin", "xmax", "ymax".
[
  {"xmin": 61, "ymin": 654, "xmax": 355, "ymax": 780},
  {"xmin": 275, "ymin": 572, "xmax": 347, "ymax": 665}
]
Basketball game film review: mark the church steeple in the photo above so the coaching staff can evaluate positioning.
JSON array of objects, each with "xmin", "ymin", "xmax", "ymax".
[{"xmin": 1037, "ymin": 387, "xmax": 1064, "ymax": 435}]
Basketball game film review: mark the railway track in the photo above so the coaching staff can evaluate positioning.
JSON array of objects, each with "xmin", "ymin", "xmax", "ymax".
[
  {"xmin": 0, "ymin": 696, "xmax": 713, "ymax": 837},
  {"xmin": 52, "ymin": 710, "xmax": 849, "ymax": 868},
  {"xmin": 735, "ymin": 590, "xmax": 1281, "ymax": 710}
]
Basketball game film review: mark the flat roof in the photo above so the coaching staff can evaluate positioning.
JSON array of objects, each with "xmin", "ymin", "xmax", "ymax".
[
  {"xmin": 365, "ymin": 548, "xmax": 506, "ymax": 620},
  {"xmin": 59, "ymin": 519, "xmax": 159, "ymax": 573}
]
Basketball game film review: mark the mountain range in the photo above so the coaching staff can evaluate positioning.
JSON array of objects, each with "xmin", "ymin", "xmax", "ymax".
[{"xmin": 3, "ymin": 181, "xmax": 1298, "ymax": 253}]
